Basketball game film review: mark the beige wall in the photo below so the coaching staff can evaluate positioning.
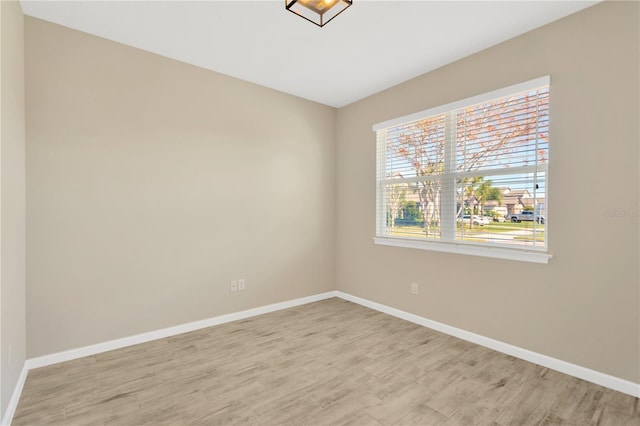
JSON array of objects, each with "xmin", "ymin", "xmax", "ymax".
[
  {"xmin": 336, "ymin": 1, "xmax": 639, "ymax": 383},
  {"xmin": 25, "ymin": 18, "xmax": 336, "ymax": 357},
  {"xmin": 1, "ymin": 0, "xmax": 26, "ymax": 417}
]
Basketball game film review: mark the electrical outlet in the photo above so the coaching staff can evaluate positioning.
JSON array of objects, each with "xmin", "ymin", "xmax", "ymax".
[
  {"xmin": 230, "ymin": 280, "xmax": 238, "ymax": 292},
  {"xmin": 238, "ymin": 279, "xmax": 245, "ymax": 291},
  {"xmin": 411, "ymin": 282, "xmax": 419, "ymax": 295}
]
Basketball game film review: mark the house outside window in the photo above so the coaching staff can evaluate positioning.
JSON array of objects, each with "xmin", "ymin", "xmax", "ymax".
[{"xmin": 373, "ymin": 77, "xmax": 552, "ymax": 263}]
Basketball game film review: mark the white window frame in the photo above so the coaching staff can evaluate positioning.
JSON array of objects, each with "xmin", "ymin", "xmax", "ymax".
[{"xmin": 373, "ymin": 77, "xmax": 553, "ymax": 264}]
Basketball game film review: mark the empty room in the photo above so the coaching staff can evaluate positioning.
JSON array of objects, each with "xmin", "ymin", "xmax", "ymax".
[{"xmin": 1, "ymin": 0, "xmax": 639, "ymax": 424}]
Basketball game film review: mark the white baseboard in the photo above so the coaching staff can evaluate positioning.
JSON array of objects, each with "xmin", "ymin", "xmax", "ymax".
[
  {"xmin": 3, "ymin": 289, "xmax": 637, "ymax": 426},
  {"xmin": 335, "ymin": 291, "xmax": 640, "ymax": 398},
  {"xmin": 26, "ymin": 291, "xmax": 338, "ymax": 370},
  {"xmin": 1, "ymin": 363, "xmax": 28, "ymax": 426}
]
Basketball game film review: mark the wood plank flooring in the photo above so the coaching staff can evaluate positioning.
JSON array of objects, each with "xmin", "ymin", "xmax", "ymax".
[{"xmin": 12, "ymin": 298, "xmax": 640, "ymax": 425}]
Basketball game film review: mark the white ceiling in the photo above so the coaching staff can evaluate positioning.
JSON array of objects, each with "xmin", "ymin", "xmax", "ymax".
[{"xmin": 20, "ymin": 0, "xmax": 599, "ymax": 108}]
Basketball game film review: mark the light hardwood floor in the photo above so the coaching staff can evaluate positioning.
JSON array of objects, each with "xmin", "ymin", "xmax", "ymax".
[{"xmin": 12, "ymin": 298, "xmax": 640, "ymax": 425}]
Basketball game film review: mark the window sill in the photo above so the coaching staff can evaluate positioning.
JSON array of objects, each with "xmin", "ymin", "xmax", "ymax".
[{"xmin": 373, "ymin": 237, "xmax": 553, "ymax": 264}]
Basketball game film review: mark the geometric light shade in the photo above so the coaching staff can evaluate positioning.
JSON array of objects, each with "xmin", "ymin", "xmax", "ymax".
[{"xmin": 285, "ymin": 0, "xmax": 352, "ymax": 27}]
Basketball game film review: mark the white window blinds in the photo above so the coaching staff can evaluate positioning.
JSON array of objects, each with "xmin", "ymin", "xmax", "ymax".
[{"xmin": 374, "ymin": 77, "xmax": 550, "ymax": 257}]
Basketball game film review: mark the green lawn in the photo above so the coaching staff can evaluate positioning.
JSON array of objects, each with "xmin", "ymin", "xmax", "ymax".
[
  {"xmin": 389, "ymin": 221, "xmax": 545, "ymax": 243},
  {"xmin": 477, "ymin": 221, "xmax": 545, "ymax": 232}
]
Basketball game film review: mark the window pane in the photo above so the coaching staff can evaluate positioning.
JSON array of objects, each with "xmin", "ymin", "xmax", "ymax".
[
  {"xmin": 385, "ymin": 115, "xmax": 445, "ymax": 179},
  {"xmin": 456, "ymin": 87, "xmax": 549, "ymax": 173},
  {"xmin": 455, "ymin": 173, "xmax": 546, "ymax": 248},
  {"xmin": 383, "ymin": 179, "xmax": 443, "ymax": 240}
]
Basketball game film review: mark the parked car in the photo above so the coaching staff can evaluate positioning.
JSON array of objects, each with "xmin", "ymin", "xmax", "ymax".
[
  {"xmin": 482, "ymin": 215, "xmax": 498, "ymax": 224},
  {"xmin": 457, "ymin": 215, "xmax": 490, "ymax": 226},
  {"xmin": 509, "ymin": 211, "xmax": 545, "ymax": 224}
]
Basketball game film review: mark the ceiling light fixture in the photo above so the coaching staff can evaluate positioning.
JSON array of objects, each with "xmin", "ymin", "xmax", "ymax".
[{"xmin": 285, "ymin": 0, "xmax": 352, "ymax": 27}]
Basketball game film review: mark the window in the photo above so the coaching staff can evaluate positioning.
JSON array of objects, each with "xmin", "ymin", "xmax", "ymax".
[{"xmin": 373, "ymin": 77, "xmax": 551, "ymax": 263}]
